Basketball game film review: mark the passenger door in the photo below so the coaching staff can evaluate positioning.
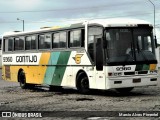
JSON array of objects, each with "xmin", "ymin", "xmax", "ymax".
[{"xmin": 88, "ymin": 26, "xmax": 106, "ymax": 89}]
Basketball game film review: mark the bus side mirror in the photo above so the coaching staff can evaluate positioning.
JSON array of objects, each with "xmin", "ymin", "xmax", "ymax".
[
  {"xmin": 154, "ymin": 36, "xmax": 158, "ymax": 48},
  {"xmin": 96, "ymin": 38, "xmax": 103, "ymax": 71}
]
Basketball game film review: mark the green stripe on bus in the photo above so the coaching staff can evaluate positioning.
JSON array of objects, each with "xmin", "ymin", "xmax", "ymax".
[
  {"xmin": 44, "ymin": 51, "xmax": 71, "ymax": 86},
  {"xmin": 44, "ymin": 52, "xmax": 60, "ymax": 85},
  {"xmin": 51, "ymin": 51, "xmax": 71, "ymax": 85}
]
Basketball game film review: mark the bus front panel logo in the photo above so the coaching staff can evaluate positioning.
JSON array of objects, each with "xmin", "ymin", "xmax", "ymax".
[
  {"xmin": 116, "ymin": 67, "xmax": 131, "ymax": 71},
  {"xmin": 73, "ymin": 54, "xmax": 83, "ymax": 64}
]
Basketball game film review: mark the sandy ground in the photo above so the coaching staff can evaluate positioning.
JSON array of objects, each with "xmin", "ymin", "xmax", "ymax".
[{"xmin": 0, "ymin": 69, "xmax": 160, "ymax": 120}]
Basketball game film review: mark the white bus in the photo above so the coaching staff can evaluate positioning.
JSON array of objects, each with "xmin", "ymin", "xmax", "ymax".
[{"xmin": 2, "ymin": 18, "xmax": 158, "ymax": 93}]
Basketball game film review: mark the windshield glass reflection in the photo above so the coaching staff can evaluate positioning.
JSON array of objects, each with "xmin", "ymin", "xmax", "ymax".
[{"xmin": 105, "ymin": 28, "xmax": 156, "ymax": 65}]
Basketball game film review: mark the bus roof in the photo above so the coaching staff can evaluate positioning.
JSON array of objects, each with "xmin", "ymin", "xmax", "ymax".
[
  {"xmin": 3, "ymin": 18, "xmax": 152, "ymax": 37},
  {"xmin": 87, "ymin": 18, "xmax": 152, "ymax": 27}
]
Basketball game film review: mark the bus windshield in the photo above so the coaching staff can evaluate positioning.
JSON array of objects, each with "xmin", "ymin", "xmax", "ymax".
[{"xmin": 105, "ymin": 27, "xmax": 157, "ymax": 65}]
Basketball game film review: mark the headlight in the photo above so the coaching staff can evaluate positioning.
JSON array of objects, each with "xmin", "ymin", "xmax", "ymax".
[
  {"xmin": 114, "ymin": 72, "xmax": 122, "ymax": 76},
  {"xmin": 108, "ymin": 72, "xmax": 122, "ymax": 76}
]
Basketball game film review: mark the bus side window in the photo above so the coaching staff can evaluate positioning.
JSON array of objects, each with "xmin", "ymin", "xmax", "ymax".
[
  {"xmin": 14, "ymin": 36, "xmax": 24, "ymax": 51},
  {"xmin": 8, "ymin": 38, "xmax": 14, "ymax": 51},
  {"xmin": 19, "ymin": 36, "xmax": 24, "ymax": 50},
  {"xmin": 52, "ymin": 32, "xmax": 66, "ymax": 48},
  {"xmin": 38, "ymin": 34, "xmax": 45, "ymax": 49},
  {"xmin": 59, "ymin": 32, "xmax": 66, "ymax": 48},
  {"xmin": 31, "ymin": 35, "xmax": 37, "ymax": 50},
  {"xmin": 53, "ymin": 33, "xmax": 60, "ymax": 48},
  {"xmin": 44, "ymin": 34, "xmax": 51, "ymax": 49},
  {"xmin": 15, "ymin": 37, "xmax": 19, "ymax": 50},
  {"xmin": 69, "ymin": 30, "xmax": 81, "ymax": 48},
  {"xmin": 4, "ymin": 38, "xmax": 13, "ymax": 52},
  {"xmin": 26, "ymin": 36, "xmax": 31, "ymax": 50},
  {"xmin": 4, "ymin": 38, "xmax": 7, "ymax": 51}
]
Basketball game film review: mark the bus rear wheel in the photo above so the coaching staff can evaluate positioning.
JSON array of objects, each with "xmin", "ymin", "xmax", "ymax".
[
  {"xmin": 76, "ymin": 72, "xmax": 90, "ymax": 94},
  {"xmin": 116, "ymin": 87, "xmax": 134, "ymax": 93},
  {"xmin": 18, "ymin": 70, "xmax": 34, "ymax": 89}
]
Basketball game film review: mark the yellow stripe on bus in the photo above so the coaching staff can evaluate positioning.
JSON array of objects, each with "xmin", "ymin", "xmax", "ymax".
[
  {"xmin": 39, "ymin": 53, "xmax": 51, "ymax": 65},
  {"xmin": 24, "ymin": 52, "xmax": 51, "ymax": 84},
  {"xmin": 35, "ymin": 52, "xmax": 51, "ymax": 84}
]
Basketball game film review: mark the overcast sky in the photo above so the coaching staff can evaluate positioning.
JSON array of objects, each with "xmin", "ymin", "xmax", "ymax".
[{"xmin": 0, "ymin": 0, "xmax": 160, "ymax": 42}]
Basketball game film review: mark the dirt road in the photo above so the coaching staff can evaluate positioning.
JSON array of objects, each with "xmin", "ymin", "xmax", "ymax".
[{"xmin": 0, "ymin": 69, "xmax": 160, "ymax": 120}]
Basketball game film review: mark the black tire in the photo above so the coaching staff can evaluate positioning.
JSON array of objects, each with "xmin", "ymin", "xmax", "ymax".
[
  {"xmin": 19, "ymin": 70, "xmax": 34, "ymax": 89},
  {"xmin": 76, "ymin": 72, "xmax": 90, "ymax": 94},
  {"xmin": 49, "ymin": 85, "xmax": 63, "ymax": 92},
  {"xmin": 116, "ymin": 87, "xmax": 134, "ymax": 93}
]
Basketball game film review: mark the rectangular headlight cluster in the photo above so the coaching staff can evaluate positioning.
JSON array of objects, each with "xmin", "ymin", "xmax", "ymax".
[{"xmin": 108, "ymin": 72, "xmax": 122, "ymax": 76}]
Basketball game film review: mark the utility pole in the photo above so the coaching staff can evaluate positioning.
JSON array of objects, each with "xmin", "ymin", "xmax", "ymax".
[
  {"xmin": 148, "ymin": 0, "xmax": 156, "ymax": 35},
  {"xmin": 17, "ymin": 18, "xmax": 24, "ymax": 31}
]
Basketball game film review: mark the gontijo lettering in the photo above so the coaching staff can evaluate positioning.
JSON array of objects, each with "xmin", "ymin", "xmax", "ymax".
[{"xmin": 16, "ymin": 55, "xmax": 37, "ymax": 62}]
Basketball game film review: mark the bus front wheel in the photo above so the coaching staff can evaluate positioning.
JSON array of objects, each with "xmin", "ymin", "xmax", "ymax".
[{"xmin": 76, "ymin": 72, "xmax": 90, "ymax": 94}]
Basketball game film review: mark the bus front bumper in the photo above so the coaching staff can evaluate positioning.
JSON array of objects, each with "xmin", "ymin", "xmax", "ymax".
[{"xmin": 106, "ymin": 75, "xmax": 158, "ymax": 89}]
